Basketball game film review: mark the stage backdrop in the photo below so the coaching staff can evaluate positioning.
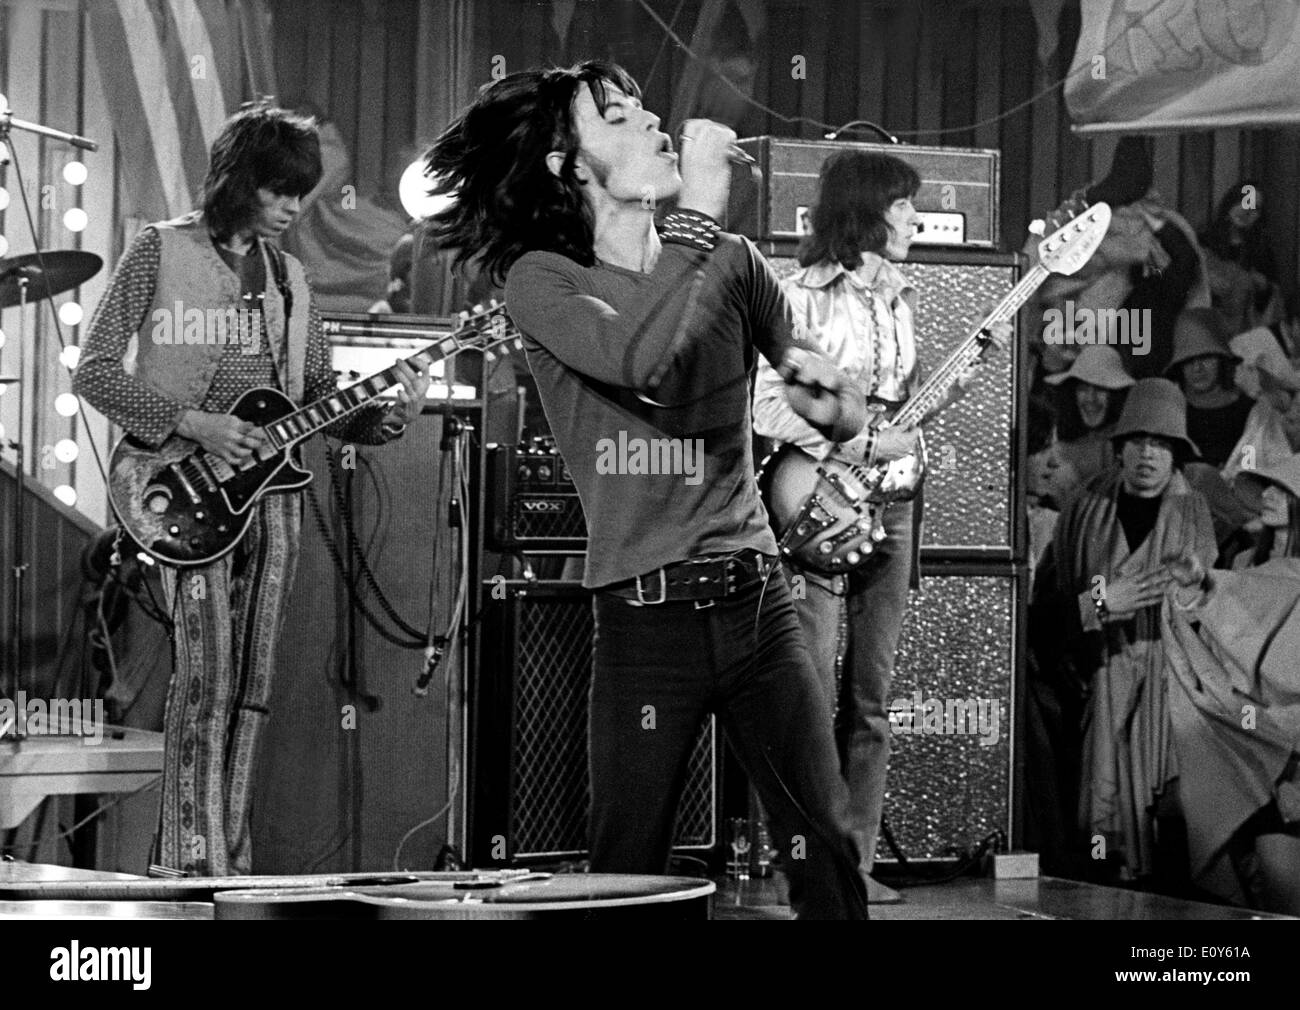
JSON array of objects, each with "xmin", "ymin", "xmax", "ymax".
[{"xmin": 1065, "ymin": 0, "xmax": 1300, "ymax": 133}]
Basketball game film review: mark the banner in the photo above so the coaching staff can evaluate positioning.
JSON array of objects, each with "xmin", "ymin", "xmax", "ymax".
[
  {"xmin": 1066, "ymin": 0, "xmax": 1300, "ymax": 133},
  {"xmin": 89, "ymin": 0, "xmax": 278, "ymax": 223}
]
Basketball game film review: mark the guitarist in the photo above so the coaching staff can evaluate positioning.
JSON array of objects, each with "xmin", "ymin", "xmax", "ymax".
[
  {"xmin": 73, "ymin": 104, "xmax": 429, "ymax": 875},
  {"xmin": 753, "ymin": 150, "xmax": 1009, "ymax": 902}
]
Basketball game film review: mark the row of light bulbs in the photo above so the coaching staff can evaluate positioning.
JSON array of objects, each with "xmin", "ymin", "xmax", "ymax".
[{"xmin": 0, "ymin": 157, "xmax": 91, "ymax": 506}]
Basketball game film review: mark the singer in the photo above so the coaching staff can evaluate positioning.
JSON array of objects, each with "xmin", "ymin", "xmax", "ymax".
[
  {"xmin": 426, "ymin": 60, "xmax": 870, "ymax": 918},
  {"xmin": 72, "ymin": 104, "xmax": 429, "ymax": 875}
]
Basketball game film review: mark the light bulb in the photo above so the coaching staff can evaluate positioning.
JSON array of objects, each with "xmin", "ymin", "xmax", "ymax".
[
  {"xmin": 58, "ymin": 302, "xmax": 83, "ymax": 327},
  {"xmin": 54, "ymin": 438, "xmax": 78, "ymax": 463},
  {"xmin": 54, "ymin": 393, "xmax": 79, "ymax": 417},
  {"xmin": 64, "ymin": 207, "xmax": 88, "ymax": 232},
  {"xmin": 63, "ymin": 161, "xmax": 88, "ymax": 186}
]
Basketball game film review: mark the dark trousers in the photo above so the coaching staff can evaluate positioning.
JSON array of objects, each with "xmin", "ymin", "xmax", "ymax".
[
  {"xmin": 787, "ymin": 502, "xmax": 914, "ymax": 874},
  {"xmin": 588, "ymin": 570, "xmax": 869, "ymax": 920}
]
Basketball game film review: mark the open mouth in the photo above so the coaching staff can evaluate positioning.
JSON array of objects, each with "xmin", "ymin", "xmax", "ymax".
[{"xmin": 657, "ymin": 135, "xmax": 676, "ymax": 159}]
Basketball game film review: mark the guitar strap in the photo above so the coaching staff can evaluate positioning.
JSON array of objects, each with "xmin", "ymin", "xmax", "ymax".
[{"xmin": 266, "ymin": 242, "xmax": 293, "ymax": 328}]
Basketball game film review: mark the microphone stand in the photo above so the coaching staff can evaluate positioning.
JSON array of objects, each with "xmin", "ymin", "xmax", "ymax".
[
  {"xmin": 3, "ymin": 274, "xmax": 31, "ymax": 726},
  {"xmin": 0, "ymin": 99, "xmax": 97, "ymax": 736}
]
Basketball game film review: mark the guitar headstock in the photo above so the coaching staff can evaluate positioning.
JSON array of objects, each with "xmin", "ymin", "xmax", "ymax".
[
  {"xmin": 1033, "ymin": 199, "xmax": 1111, "ymax": 278},
  {"xmin": 449, "ymin": 299, "xmax": 523, "ymax": 359}
]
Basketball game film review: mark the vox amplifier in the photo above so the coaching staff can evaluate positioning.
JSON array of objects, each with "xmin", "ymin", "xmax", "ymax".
[{"xmin": 485, "ymin": 440, "xmax": 587, "ymax": 552}]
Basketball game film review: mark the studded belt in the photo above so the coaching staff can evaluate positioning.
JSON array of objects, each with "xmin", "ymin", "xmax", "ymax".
[{"xmin": 604, "ymin": 549, "xmax": 776, "ymax": 605}]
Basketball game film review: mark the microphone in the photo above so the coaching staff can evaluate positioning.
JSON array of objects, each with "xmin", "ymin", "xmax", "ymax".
[
  {"xmin": 727, "ymin": 145, "xmax": 756, "ymax": 166},
  {"xmin": 676, "ymin": 126, "xmax": 755, "ymax": 166}
]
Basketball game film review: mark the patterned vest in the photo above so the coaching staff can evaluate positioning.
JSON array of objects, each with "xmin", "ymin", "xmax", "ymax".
[{"xmin": 129, "ymin": 211, "xmax": 312, "ymax": 404}]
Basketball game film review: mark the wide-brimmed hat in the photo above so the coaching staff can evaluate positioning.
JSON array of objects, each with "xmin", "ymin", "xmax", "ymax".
[
  {"xmin": 1044, "ymin": 344, "xmax": 1136, "ymax": 389},
  {"xmin": 1165, "ymin": 307, "xmax": 1240, "ymax": 376},
  {"xmin": 1237, "ymin": 456, "xmax": 1300, "ymax": 501},
  {"xmin": 1110, "ymin": 377, "xmax": 1201, "ymax": 460}
]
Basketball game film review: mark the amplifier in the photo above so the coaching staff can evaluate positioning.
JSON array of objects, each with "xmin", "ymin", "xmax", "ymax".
[
  {"xmin": 727, "ymin": 137, "xmax": 1000, "ymax": 247},
  {"xmin": 471, "ymin": 580, "xmax": 717, "ymax": 863},
  {"xmin": 485, "ymin": 440, "xmax": 587, "ymax": 552}
]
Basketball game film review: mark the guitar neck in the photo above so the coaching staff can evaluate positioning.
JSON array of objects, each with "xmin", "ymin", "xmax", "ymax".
[
  {"xmin": 264, "ymin": 334, "xmax": 473, "ymax": 449},
  {"xmin": 888, "ymin": 262, "xmax": 1050, "ymax": 430}
]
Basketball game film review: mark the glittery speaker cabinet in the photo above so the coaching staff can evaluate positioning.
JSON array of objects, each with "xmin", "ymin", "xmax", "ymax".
[
  {"xmin": 877, "ymin": 564, "xmax": 1024, "ymax": 862},
  {"xmin": 760, "ymin": 245, "xmax": 1025, "ymax": 559},
  {"xmin": 469, "ymin": 581, "xmax": 717, "ymax": 864}
]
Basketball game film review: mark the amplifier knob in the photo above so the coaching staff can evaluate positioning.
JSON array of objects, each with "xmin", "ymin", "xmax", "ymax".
[
  {"xmin": 147, "ymin": 492, "xmax": 171, "ymax": 514},
  {"xmin": 846, "ymin": 550, "xmax": 861, "ymax": 565},
  {"xmin": 168, "ymin": 525, "xmax": 181, "ymax": 536},
  {"xmin": 537, "ymin": 465, "xmax": 552, "ymax": 481},
  {"xmin": 818, "ymin": 541, "xmax": 833, "ymax": 554}
]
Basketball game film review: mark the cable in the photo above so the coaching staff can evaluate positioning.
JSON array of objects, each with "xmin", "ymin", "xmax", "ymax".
[
  {"xmin": 304, "ymin": 475, "xmax": 423, "ymax": 649},
  {"xmin": 632, "ymin": 0, "xmax": 1165, "ymax": 140},
  {"xmin": 52, "ymin": 774, "xmax": 162, "ymax": 843}
]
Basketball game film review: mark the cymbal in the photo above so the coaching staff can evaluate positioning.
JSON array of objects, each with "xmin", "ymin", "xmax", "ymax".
[
  {"xmin": 0, "ymin": 250, "xmax": 103, "ymax": 309},
  {"xmin": 0, "ymin": 375, "xmax": 19, "ymax": 385}
]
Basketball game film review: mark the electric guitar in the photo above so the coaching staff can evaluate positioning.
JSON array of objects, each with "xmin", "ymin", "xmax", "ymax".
[
  {"xmin": 761, "ymin": 198, "xmax": 1112, "ymax": 575},
  {"xmin": 109, "ymin": 302, "xmax": 519, "ymax": 567}
]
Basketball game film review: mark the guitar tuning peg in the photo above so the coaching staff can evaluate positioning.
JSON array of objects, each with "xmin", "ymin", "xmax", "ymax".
[
  {"xmin": 472, "ymin": 303, "xmax": 485, "ymax": 313},
  {"xmin": 458, "ymin": 309, "xmax": 469, "ymax": 322},
  {"xmin": 1028, "ymin": 219, "xmax": 1046, "ymax": 236},
  {"xmin": 485, "ymin": 351, "xmax": 496, "ymax": 362}
]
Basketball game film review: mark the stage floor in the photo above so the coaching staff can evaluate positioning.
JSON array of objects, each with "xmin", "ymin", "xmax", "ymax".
[
  {"xmin": 714, "ymin": 874, "xmax": 1292, "ymax": 920},
  {"xmin": 1, "ymin": 862, "xmax": 1290, "ymax": 919}
]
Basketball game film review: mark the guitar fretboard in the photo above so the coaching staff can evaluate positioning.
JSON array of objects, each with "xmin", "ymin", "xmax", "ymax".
[
  {"xmin": 886, "ymin": 262, "xmax": 1050, "ymax": 430},
  {"xmin": 262, "ymin": 314, "xmax": 511, "ymax": 449}
]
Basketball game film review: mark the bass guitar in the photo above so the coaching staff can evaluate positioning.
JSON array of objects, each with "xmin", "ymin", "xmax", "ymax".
[
  {"xmin": 109, "ymin": 301, "xmax": 519, "ymax": 567},
  {"xmin": 761, "ymin": 198, "xmax": 1111, "ymax": 575}
]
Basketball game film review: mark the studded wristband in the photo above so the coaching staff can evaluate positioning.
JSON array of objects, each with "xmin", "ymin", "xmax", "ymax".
[{"xmin": 660, "ymin": 209, "xmax": 721, "ymax": 253}]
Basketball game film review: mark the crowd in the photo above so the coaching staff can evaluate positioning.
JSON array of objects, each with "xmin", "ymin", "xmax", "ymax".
[{"xmin": 1022, "ymin": 138, "xmax": 1300, "ymax": 915}]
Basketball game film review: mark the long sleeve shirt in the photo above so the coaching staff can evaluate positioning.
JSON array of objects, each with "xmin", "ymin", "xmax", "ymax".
[
  {"xmin": 754, "ymin": 252, "xmax": 917, "ymax": 462},
  {"xmin": 75, "ymin": 226, "xmax": 390, "ymax": 447},
  {"xmin": 504, "ymin": 233, "xmax": 856, "ymax": 589}
]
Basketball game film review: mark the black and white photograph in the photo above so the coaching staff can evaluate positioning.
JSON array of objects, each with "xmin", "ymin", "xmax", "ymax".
[{"xmin": 0, "ymin": 0, "xmax": 1296, "ymax": 984}]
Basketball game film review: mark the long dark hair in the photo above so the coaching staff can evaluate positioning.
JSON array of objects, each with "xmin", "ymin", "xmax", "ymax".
[
  {"xmin": 1054, "ymin": 379, "xmax": 1128, "ymax": 442},
  {"xmin": 423, "ymin": 61, "xmax": 641, "ymax": 286},
  {"xmin": 201, "ymin": 103, "xmax": 322, "ymax": 242},
  {"xmin": 798, "ymin": 151, "xmax": 921, "ymax": 269},
  {"xmin": 1200, "ymin": 178, "xmax": 1276, "ymax": 279}
]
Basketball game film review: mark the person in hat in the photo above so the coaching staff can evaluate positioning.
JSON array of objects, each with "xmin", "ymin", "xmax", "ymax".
[
  {"xmin": 1040, "ymin": 377, "xmax": 1216, "ymax": 887},
  {"xmin": 1226, "ymin": 457, "xmax": 1300, "ymax": 569},
  {"xmin": 1044, "ymin": 345, "xmax": 1135, "ymax": 490},
  {"xmin": 1161, "ymin": 547, "xmax": 1300, "ymax": 914},
  {"xmin": 1166, "ymin": 307, "xmax": 1254, "ymax": 469}
]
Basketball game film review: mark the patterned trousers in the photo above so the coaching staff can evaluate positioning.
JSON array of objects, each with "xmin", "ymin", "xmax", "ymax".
[{"xmin": 155, "ymin": 494, "xmax": 301, "ymax": 875}]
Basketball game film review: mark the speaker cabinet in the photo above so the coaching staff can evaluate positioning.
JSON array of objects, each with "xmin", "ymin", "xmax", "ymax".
[
  {"xmin": 878, "ymin": 564, "xmax": 1023, "ymax": 862},
  {"xmin": 761, "ymin": 245, "xmax": 1024, "ymax": 558},
  {"xmin": 470, "ymin": 581, "xmax": 717, "ymax": 863}
]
